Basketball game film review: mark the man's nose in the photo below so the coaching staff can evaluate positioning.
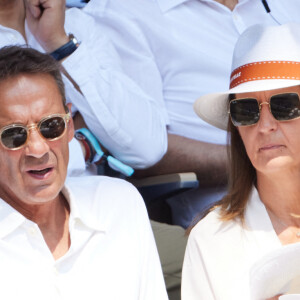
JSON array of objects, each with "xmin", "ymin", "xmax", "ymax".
[{"xmin": 24, "ymin": 127, "xmax": 50, "ymax": 158}]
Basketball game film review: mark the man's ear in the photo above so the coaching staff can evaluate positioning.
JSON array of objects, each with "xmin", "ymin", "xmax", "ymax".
[{"xmin": 66, "ymin": 103, "xmax": 74, "ymax": 142}]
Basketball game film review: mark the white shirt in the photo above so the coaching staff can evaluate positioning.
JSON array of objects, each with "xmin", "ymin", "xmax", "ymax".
[
  {"xmin": 92, "ymin": 0, "xmax": 300, "ymax": 144},
  {"xmin": 0, "ymin": 176, "xmax": 168, "ymax": 300},
  {"xmin": 182, "ymin": 188, "xmax": 289, "ymax": 300},
  {"xmin": 0, "ymin": 7, "xmax": 167, "ymax": 169}
]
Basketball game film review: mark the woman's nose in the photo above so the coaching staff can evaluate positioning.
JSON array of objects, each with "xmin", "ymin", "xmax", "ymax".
[{"xmin": 257, "ymin": 102, "xmax": 278, "ymax": 133}]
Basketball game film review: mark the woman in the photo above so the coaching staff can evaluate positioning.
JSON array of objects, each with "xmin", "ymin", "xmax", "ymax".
[{"xmin": 182, "ymin": 23, "xmax": 300, "ymax": 300}]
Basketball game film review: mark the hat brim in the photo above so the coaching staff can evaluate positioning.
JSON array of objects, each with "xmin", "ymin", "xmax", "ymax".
[{"xmin": 194, "ymin": 79, "xmax": 300, "ymax": 131}]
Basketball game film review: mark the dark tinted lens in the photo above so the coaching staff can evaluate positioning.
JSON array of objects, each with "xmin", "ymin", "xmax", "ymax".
[
  {"xmin": 270, "ymin": 93, "xmax": 300, "ymax": 121},
  {"xmin": 39, "ymin": 116, "xmax": 66, "ymax": 139},
  {"xmin": 230, "ymin": 98, "xmax": 260, "ymax": 126},
  {"xmin": 1, "ymin": 127, "xmax": 27, "ymax": 149}
]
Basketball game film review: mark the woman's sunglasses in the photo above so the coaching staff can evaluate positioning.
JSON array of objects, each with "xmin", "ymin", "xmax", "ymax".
[
  {"xmin": 229, "ymin": 92, "xmax": 300, "ymax": 127},
  {"xmin": 0, "ymin": 113, "xmax": 71, "ymax": 150}
]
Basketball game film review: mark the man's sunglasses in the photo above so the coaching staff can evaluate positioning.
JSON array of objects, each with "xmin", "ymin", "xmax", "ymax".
[
  {"xmin": 229, "ymin": 92, "xmax": 300, "ymax": 127},
  {"xmin": 0, "ymin": 113, "xmax": 71, "ymax": 150}
]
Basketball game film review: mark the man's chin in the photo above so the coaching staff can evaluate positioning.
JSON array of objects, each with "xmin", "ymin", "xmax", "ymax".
[{"xmin": 24, "ymin": 184, "xmax": 63, "ymax": 205}]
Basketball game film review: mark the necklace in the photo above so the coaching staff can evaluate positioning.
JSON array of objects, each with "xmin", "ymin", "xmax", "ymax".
[{"xmin": 267, "ymin": 208, "xmax": 300, "ymax": 238}]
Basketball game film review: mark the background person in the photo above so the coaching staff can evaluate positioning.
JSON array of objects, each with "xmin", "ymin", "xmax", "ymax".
[
  {"xmin": 85, "ymin": 1, "xmax": 300, "ymax": 297},
  {"xmin": 0, "ymin": 45, "xmax": 168, "ymax": 300},
  {"xmin": 0, "ymin": 0, "xmax": 167, "ymax": 176},
  {"xmin": 182, "ymin": 23, "xmax": 300, "ymax": 300},
  {"xmin": 89, "ymin": 0, "xmax": 300, "ymax": 228}
]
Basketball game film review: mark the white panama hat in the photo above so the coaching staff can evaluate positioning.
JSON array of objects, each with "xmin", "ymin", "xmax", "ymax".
[{"xmin": 194, "ymin": 23, "xmax": 300, "ymax": 131}]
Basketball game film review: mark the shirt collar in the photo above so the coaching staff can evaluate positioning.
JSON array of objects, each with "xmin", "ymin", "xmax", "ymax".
[
  {"xmin": 62, "ymin": 184, "xmax": 106, "ymax": 233},
  {"xmin": 245, "ymin": 187, "xmax": 270, "ymax": 230},
  {"xmin": 244, "ymin": 187, "xmax": 281, "ymax": 248},
  {"xmin": 156, "ymin": 0, "xmax": 191, "ymax": 13},
  {"xmin": 0, "ymin": 183, "xmax": 106, "ymax": 239},
  {"xmin": 0, "ymin": 199, "xmax": 26, "ymax": 239},
  {"xmin": 157, "ymin": 0, "xmax": 250, "ymax": 13}
]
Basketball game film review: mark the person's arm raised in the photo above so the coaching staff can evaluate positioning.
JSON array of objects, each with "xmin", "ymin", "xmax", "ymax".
[{"xmin": 25, "ymin": 0, "xmax": 69, "ymax": 52}]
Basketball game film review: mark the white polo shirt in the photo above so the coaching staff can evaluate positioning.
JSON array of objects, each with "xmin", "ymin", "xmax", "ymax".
[
  {"xmin": 92, "ymin": 0, "xmax": 300, "ymax": 144},
  {"xmin": 0, "ymin": 176, "xmax": 168, "ymax": 300}
]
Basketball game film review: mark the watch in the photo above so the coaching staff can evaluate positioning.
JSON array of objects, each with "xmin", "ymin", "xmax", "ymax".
[{"xmin": 50, "ymin": 34, "xmax": 79, "ymax": 61}]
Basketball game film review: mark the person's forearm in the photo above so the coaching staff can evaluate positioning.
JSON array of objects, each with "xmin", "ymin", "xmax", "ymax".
[
  {"xmin": 62, "ymin": 42, "xmax": 167, "ymax": 168},
  {"xmin": 134, "ymin": 133, "xmax": 229, "ymax": 187},
  {"xmin": 58, "ymin": 10, "xmax": 168, "ymax": 169}
]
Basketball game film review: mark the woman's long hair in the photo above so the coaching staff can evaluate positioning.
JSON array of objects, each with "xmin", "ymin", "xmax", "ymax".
[
  {"xmin": 188, "ymin": 94, "xmax": 257, "ymax": 232},
  {"xmin": 219, "ymin": 109, "xmax": 256, "ymax": 221}
]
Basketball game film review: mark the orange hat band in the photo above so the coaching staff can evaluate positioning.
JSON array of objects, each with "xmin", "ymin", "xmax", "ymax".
[{"xmin": 229, "ymin": 61, "xmax": 300, "ymax": 89}]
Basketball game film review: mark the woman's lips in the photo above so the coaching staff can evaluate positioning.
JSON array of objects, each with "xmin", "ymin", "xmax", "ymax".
[{"xmin": 259, "ymin": 144, "xmax": 284, "ymax": 151}]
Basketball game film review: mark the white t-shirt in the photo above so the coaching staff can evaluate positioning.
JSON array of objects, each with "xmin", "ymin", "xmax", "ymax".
[{"xmin": 0, "ymin": 176, "xmax": 168, "ymax": 300}]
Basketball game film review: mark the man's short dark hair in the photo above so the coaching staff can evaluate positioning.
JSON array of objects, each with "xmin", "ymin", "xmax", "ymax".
[{"xmin": 0, "ymin": 46, "xmax": 67, "ymax": 111}]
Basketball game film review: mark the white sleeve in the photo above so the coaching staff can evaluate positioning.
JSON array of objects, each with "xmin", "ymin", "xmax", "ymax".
[
  {"xmin": 94, "ymin": 0, "xmax": 169, "ymax": 122},
  {"xmin": 61, "ymin": 8, "xmax": 167, "ymax": 169},
  {"xmin": 182, "ymin": 229, "xmax": 215, "ymax": 300},
  {"xmin": 67, "ymin": 138, "xmax": 97, "ymax": 177},
  {"xmin": 67, "ymin": 138, "xmax": 86, "ymax": 176}
]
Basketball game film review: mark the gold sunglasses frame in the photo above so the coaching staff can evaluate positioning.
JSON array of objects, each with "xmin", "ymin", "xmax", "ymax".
[
  {"xmin": 0, "ymin": 113, "xmax": 71, "ymax": 150},
  {"xmin": 228, "ymin": 92, "xmax": 300, "ymax": 127}
]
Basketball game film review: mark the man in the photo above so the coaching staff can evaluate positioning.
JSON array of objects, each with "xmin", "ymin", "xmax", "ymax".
[
  {"xmin": 0, "ymin": 45, "xmax": 168, "ymax": 299},
  {"xmin": 0, "ymin": 2, "xmax": 187, "ymax": 298},
  {"xmin": 88, "ymin": 0, "xmax": 300, "ymax": 227},
  {"xmin": 0, "ymin": 0, "xmax": 167, "ymax": 175}
]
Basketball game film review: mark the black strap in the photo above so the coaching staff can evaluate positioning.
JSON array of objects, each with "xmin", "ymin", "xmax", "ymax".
[{"xmin": 50, "ymin": 35, "xmax": 78, "ymax": 61}]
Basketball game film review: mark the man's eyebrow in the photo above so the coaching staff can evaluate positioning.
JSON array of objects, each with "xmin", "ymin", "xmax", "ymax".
[{"xmin": 0, "ymin": 117, "xmax": 26, "ymax": 127}]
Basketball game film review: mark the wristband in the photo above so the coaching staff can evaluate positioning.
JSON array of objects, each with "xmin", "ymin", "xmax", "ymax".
[
  {"xmin": 75, "ymin": 132, "xmax": 91, "ymax": 162},
  {"xmin": 50, "ymin": 34, "xmax": 79, "ymax": 61},
  {"xmin": 76, "ymin": 128, "xmax": 104, "ymax": 163},
  {"xmin": 75, "ymin": 128, "xmax": 134, "ymax": 177}
]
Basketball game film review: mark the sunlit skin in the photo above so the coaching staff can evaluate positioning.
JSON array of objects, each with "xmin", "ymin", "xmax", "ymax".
[
  {"xmin": 0, "ymin": 0, "xmax": 76, "ymax": 260},
  {"xmin": 0, "ymin": 0, "xmax": 26, "ymax": 39},
  {"xmin": 236, "ymin": 86, "xmax": 300, "ymax": 246},
  {"xmin": 236, "ymin": 86, "xmax": 300, "ymax": 178},
  {"xmin": 236, "ymin": 86, "xmax": 300, "ymax": 300},
  {"xmin": 0, "ymin": 73, "xmax": 74, "ymax": 221}
]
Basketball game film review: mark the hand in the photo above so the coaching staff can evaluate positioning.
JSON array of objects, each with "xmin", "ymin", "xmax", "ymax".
[{"xmin": 25, "ymin": 0, "xmax": 69, "ymax": 52}]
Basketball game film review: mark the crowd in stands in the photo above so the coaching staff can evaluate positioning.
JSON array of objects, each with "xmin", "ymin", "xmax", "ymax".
[{"xmin": 0, "ymin": 0, "xmax": 300, "ymax": 299}]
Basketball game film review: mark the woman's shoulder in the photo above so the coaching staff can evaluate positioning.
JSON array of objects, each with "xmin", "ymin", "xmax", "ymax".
[{"xmin": 189, "ymin": 207, "xmax": 243, "ymax": 243}]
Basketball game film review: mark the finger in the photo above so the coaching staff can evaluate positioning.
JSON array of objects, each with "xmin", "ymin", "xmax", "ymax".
[
  {"xmin": 24, "ymin": 0, "xmax": 42, "ymax": 18},
  {"xmin": 38, "ymin": 0, "xmax": 66, "ymax": 10}
]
